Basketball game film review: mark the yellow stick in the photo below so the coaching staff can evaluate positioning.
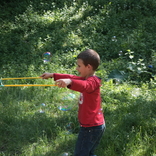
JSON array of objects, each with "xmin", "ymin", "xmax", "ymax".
[
  {"xmin": 1, "ymin": 77, "xmax": 41, "ymax": 80},
  {"xmin": 4, "ymin": 84, "xmax": 57, "ymax": 87}
]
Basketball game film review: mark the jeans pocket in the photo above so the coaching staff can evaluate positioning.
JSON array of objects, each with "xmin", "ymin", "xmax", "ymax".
[{"xmin": 90, "ymin": 128, "xmax": 103, "ymax": 143}]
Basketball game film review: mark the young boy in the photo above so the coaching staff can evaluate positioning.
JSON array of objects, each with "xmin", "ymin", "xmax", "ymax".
[{"xmin": 40, "ymin": 49, "xmax": 105, "ymax": 156}]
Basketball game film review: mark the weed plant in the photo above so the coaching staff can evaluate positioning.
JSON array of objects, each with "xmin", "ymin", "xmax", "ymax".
[{"xmin": 0, "ymin": 0, "xmax": 156, "ymax": 155}]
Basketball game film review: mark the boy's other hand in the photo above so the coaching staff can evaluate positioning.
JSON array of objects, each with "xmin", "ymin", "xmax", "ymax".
[
  {"xmin": 40, "ymin": 73, "xmax": 53, "ymax": 79},
  {"xmin": 55, "ymin": 79, "xmax": 72, "ymax": 88}
]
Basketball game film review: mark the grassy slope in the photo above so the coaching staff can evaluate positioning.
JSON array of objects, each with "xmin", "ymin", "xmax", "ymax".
[{"xmin": 0, "ymin": 0, "xmax": 156, "ymax": 155}]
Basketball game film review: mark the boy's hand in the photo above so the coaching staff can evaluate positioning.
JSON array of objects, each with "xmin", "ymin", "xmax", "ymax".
[
  {"xmin": 55, "ymin": 79, "xmax": 72, "ymax": 88},
  {"xmin": 40, "ymin": 73, "xmax": 53, "ymax": 79}
]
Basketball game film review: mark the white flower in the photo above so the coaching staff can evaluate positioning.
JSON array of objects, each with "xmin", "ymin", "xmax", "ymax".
[{"xmin": 129, "ymin": 55, "xmax": 134, "ymax": 59}]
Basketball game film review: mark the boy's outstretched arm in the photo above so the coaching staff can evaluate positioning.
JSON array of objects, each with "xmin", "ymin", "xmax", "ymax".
[
  {"xmin": 40, "ymin": 73, "xmax": 54, "ymax": 79},
  {"xmin": 40, "ymin": 73, "xmax": 72, "ymax": 88}
]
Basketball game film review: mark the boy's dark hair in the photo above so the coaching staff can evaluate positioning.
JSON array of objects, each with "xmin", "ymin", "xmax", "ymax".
[{"xmin": 77, "ymin": 49, "xmax": 100, "ymax": 70}]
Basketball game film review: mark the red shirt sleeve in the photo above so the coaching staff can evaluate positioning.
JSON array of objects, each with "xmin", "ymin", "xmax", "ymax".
[
  {"xmin": 53, "ymin": 73, "xmax": 84, "ymax": 81},
  {"xmin": 69, "ymin": 76, "xmax": 101, "ymax": 93}
]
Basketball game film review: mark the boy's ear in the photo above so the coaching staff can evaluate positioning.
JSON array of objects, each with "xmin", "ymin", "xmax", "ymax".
[{"xmin": 87, "ymin": 64, "xmax": 93, "ymax": 70}]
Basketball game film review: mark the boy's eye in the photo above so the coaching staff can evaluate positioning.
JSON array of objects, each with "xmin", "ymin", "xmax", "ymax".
[{"xmin": 76, "ymin": 64, "xmax": 80, "ymax": 67}]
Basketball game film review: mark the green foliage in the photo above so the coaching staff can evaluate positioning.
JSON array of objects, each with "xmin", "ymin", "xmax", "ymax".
[
  {"xmin": 107, "ymin": 49, "xmax": 156, "ymax": 83},
  {"xmin": 1, "ymin": 0, "xmax": 156, "ymax": 67},
  {"xmin": 0, "ymin": 0, "xmax": 156, "ymax": 155}
]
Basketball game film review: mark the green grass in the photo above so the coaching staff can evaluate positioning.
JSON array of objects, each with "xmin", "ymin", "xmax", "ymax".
[{"xmin": 0, "ymin": 0, "xmax": 156, "ymax": 155}]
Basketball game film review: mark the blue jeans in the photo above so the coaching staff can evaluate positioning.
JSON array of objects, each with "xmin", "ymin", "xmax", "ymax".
[{"xmin": 74, "ymin": 124, "xmax": 105, "ymax": 156}]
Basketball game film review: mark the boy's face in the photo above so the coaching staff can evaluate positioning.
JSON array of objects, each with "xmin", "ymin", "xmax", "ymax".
[{"xmin": 76, "ymin": 59, "xmax": 93, "ymax": 78}]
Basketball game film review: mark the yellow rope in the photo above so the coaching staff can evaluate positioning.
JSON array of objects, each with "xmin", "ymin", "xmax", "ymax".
[
  {"xmin": 1, "ymin": 77, "xmax": 41, "ymax": 80},
  {"xmin": 4, "ymin": 84, "xmax": 57, "ymax": 87},
  {"xmin": 0, "ymin": 77, "xmax": 57, "ymax": 87}
]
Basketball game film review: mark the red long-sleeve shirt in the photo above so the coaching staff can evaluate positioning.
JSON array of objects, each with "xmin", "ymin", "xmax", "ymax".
[{"xmin": 53, "ymin": 73, "xmax": 105, "ymax": 127}]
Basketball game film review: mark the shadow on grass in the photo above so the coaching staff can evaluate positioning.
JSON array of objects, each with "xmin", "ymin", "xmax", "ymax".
[
  {"xmin": 0, "ymin": 86, "xmax": 78, "ymax": 155},
  {"xmin": 0, "ymin": 103, "xmax": 78, "ymax": 155}
]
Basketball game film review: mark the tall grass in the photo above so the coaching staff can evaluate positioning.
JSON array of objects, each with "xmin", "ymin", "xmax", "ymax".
[{"xmin": 0, "ymin": 0, "xmax": 156, "ymax": 155}]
